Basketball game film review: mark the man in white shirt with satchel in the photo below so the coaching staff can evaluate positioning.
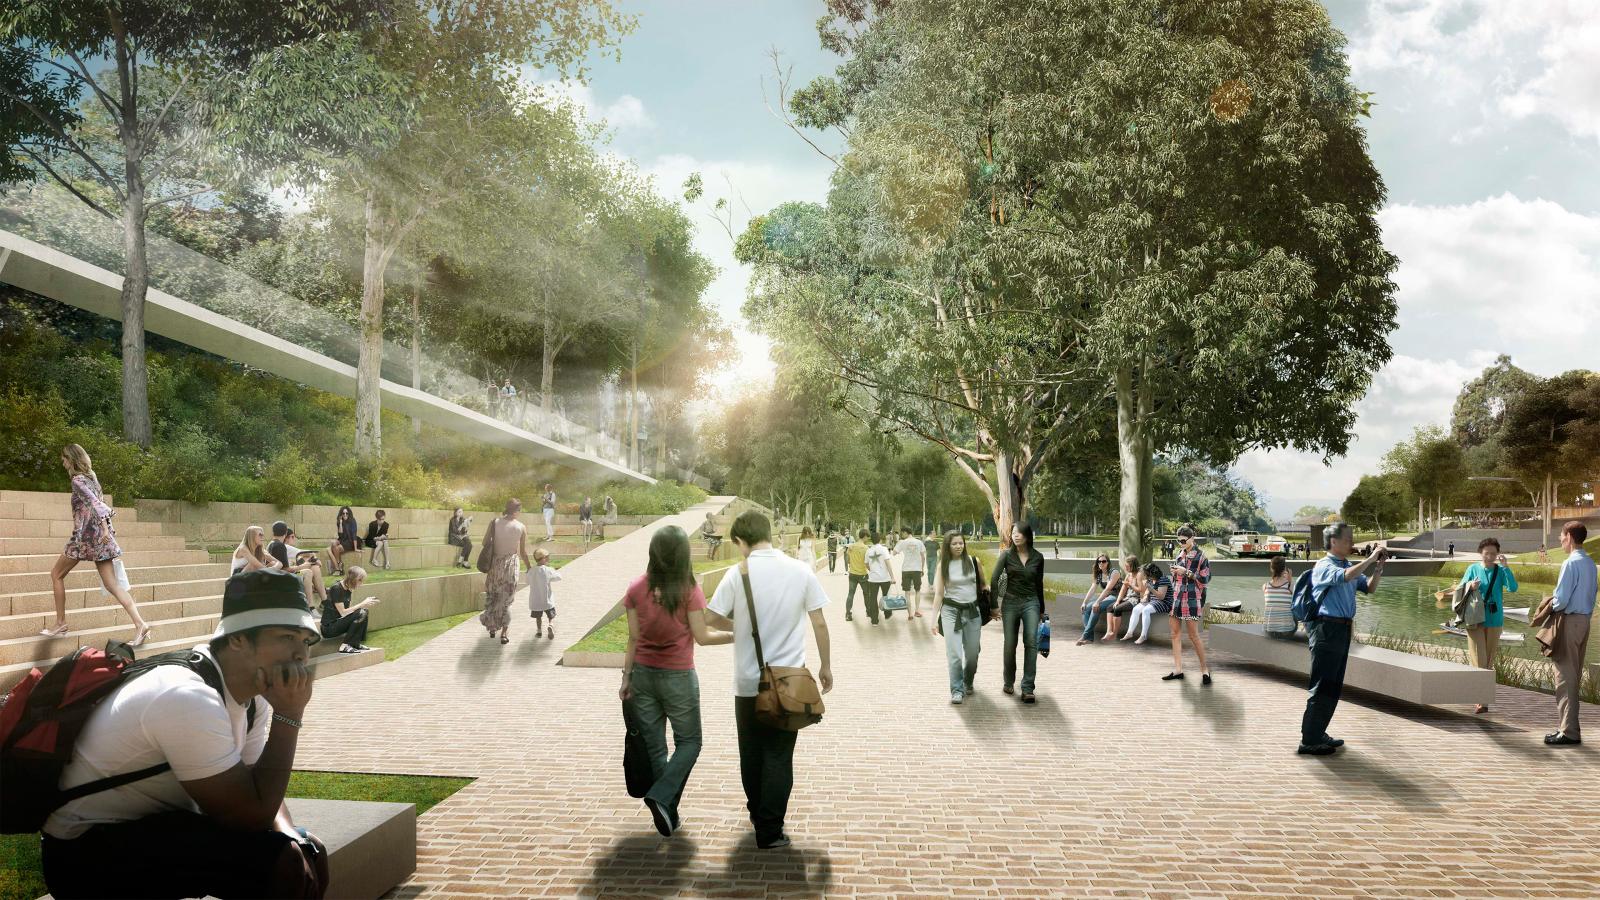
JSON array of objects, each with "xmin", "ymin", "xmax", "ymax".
[{"xmin": 707, "ymin": 511, "xmax": 833, "ymax": 850}]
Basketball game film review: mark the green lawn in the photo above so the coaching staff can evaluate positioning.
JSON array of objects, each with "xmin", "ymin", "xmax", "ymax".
[
  {"xmin": 0, "ymin": 771, "xmax": 473, "ymax": 900},
  {"xmin": 367, "ymin": 611, "xmax": 480, "ymax": 660},
  {"xmin": 693, "ymin": 557, "xmax": 736, "ymax": 575},
  {"xmin": 569, "ymin": 614, "xmax": 629, "ymax": 654}
]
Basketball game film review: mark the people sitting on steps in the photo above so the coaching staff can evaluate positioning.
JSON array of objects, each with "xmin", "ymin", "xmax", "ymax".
[
  {"xmin": 322, "ymin": 565, "xmax": 378, "ymax": 655},
  {"xmin": 41, "ymin": 570, "xmax": 329, "ymax": 900},
  {"xmin": 448, "ymin": 508, "xmax": 474, "ymax": 569},
  {"xmin": 363, "ymin": 510, "xmax": 391, "ymax": 571},
  {"xmin": 328, "ymin": 506, "xmax": 359, "ymax": 576}
]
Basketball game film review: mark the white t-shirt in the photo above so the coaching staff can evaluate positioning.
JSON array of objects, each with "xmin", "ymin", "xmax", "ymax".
[
  {"xmin": 708, "ymin": 548, "xmax": 830, "ymax": 697},
  {"xmin": 865, "ymin": 544, "xmax": 893, "ymax": 582},
  {"xmin": 44, "ymin": 646, "xmax": 272, "ymax": 840},
  {"xmin": 894, "ymin": 538, "xmax": 925, "ymax": 571}
]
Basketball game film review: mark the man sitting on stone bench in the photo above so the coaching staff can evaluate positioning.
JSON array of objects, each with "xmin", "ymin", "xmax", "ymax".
[{"xmin": 42, "ymin": 570, "xmax": 329, "ymax": 900}]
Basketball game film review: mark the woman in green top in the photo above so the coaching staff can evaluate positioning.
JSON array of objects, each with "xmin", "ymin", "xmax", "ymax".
[{"xmin": 1458, "ymin": 536, "xmax": 1518, "ymax": 713}]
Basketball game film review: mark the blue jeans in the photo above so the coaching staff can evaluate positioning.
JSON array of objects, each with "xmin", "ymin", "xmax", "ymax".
[
  {"xmin": 1001, "ymin": 597, "xmax": 1041, "ymax": 693},
  {"xmin": 629, "ymin": 664, "xmax": 702, "ymax": 820},
  {"xmin": 941, "ymin": 603, "xmax": 981, "ymax": 695},
  {"xmin": 1081, "ymin": 596, "xmax": 1115, "ymax": 641}
]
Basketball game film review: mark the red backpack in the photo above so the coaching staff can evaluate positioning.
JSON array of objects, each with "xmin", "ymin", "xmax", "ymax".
[{"xmin": 0, "ymin": 644, "xmax": 253, "ymax": 834}]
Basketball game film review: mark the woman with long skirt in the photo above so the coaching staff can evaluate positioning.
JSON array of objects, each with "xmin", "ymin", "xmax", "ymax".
[{"xmin": 480, "ymin": 499, "xmax": 531, "ymax": 644}]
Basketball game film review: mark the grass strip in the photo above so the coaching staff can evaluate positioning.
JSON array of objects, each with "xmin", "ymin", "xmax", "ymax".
[{"xmin": 366, "ymin": 611, "xmax": 478, "ymax": 660}]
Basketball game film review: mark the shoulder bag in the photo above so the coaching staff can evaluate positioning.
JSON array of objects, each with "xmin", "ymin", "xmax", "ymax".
[
  {"xmin": 738, "ymin": 564, "xmax": 824, "ymax": 730},
  {"xmin": 475, "ymin": 519, "xmax": 497, "ymax": 574},
  {"xmin": 973, "ymin": 556, "xmax": 996, "ymax": 625}
]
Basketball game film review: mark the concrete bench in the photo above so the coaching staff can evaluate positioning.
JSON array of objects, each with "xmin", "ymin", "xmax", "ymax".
[
  {"xmin": 1209, "ymin": 623, "xmax": 1495, "ymax": 706},
  {"xmin": 40, "ymin": 798, "xmax": 415, "ymax": 900},
  {"xmin": 1050, "ymin": 594, "xmax": 1174, "ymax": 644}
]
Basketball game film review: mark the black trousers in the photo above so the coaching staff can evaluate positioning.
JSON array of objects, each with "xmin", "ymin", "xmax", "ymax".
[
  {"xmin": 323, "ymin": 608, "xmax": 369, "ymax": 647},
  {"xmin": 827, "ymin": 549, "xmax": 836, "ymax": 572},
  {"xmin": 43, "ymin": 810, "xmax": 324, "ymax": 900},
  {"xmin": 449, "ymin": 536, "xmax": 472, "ymax": 563},
  {"xmin": 735, "ymin": 695, "xmax": 798, "ymax": 844},
  {"xmin": 1301, "ymin": 618, "xmax": 1352, "ymax": 745},
  {"xmin": 844, "ymin": 574, "xmax": 878, "ymax": 623}
]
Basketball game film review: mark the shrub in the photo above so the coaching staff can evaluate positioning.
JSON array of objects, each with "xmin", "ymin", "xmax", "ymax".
[
  {"xmin": 259, "ymin": 445, "xmax": 320, "ymax": 508},
  {"xmin": 604, "ymin": 480, "xmax": 708, "ymax": 515},
  {"xmin": 0, "ymin": 388, "xmax": 73, "ymax": 488},
  {"xmin": 134, "ymin": 424, "xmax": 220, "ymax": 503}
]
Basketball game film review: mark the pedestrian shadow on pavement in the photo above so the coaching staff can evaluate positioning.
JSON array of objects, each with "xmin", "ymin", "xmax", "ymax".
[
  {"xmin": 454, "ymin": 633, "xmax": 509, "ymax": 683},
  {"xmin": 1179, "ymin": 677, "xmax": 1245, "ymax": 735},
  {"xmin": 716, "ymin": 833, "xmax": 834, "ymax": 896},
  {"xmin": 514, "ymin": 632, "xmax": 560, "ymax": 666},
  {"xmin": 584, "ymin": 834, "xmax": 701, "ymax": 898},
  {"xmin": 1304, "ymin": 748, "xmax": 1451, "ymax": 813},
  {"xmin": 959, "ymin": 690, "xmax": 1071, "ymax": 746}
]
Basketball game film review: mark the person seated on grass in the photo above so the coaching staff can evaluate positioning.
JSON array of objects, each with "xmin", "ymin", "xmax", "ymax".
[
  {"xmin": 322, "ymin": 566, "xmax": 380, "ymax": 654},
  {"xmin": 364, "ymin": 510, "xmax": 391, "ymax": 571},
  {"xmin": 447, "ymin": 508, "xmax": 473, "ymax": 569},
  {"xmin": 41, "ymin": 570, "xmax": 329, "ymax": 900}
]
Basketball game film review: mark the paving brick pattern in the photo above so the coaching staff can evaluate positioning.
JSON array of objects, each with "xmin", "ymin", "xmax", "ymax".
[{"xmin": 298, "ymin": 509, "xmax": 1600, "ymax": 898}]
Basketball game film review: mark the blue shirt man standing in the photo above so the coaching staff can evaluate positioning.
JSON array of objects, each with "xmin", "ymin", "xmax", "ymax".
[
  {"xmin": 1299, "ymin": 522, "xmax": 1387, "ymax": 755},
  {"xmin": 1545, "ymin": 521, "xmax": 1596, "ymax": 746}
]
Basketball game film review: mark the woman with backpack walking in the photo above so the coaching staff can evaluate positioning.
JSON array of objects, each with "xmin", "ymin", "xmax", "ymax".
[
  {"xmin": 40, "ymin": 444, "xmax": 151, "ymax": 646},
  {"xmin": 994, "ymin": 522, "xmax": 1046, "ymax": 703},
  {"xmin": 930, "ymin": 532, "xmax": 986, "ymax": 704},
  {"xmin": 618, "ymin": 526, "xmax": 733, "ymax": 836}
]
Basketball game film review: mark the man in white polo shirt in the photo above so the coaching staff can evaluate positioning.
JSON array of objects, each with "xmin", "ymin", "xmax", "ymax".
[
  {"xmin": 707, "ymin": 510, "xmax": 833, "ymax": 850},
  {"xmin": 41, "ymin": 569, "xmax": 328, "ymax": 899}
]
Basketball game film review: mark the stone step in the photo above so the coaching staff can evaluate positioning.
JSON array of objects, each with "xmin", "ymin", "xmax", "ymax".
[
  {"xmin": 2, "ymin": 577, "xmax": 225, "ymax": 617},
  {"xmin": 0, "ymin": 618, "xmax": 386, "ymax": 693},
  {"xmin": 0, "ymin": 595, "xmax": 217, "ymax": 640},
  {"xmin": 182, "ymin": 521, "xmax": 641, "ymax": 543},
  {"xmin": 0, "ymin": 547, "xmax": 211, "ymax": 575},
  {"xmin": 0, "ymin": 534, "xmax": 187, "ymax": 556},
  {"xmin": 9, "ymin": 500, "xmax": 141, "ymax": 522},
  {"xmin": 0, "ymin": 517, "xmax": 166, "ymax": 538},
  {"xmin": 0, "ymin": 611, "xmax": 218, "ymax": 666},
  {"xmin": 0, "ymin": 561, "xmax": 230, "ymax": 597},
  {"xmin": 0, "ymin": 489, "xmax": 113, "ymax": 504}
]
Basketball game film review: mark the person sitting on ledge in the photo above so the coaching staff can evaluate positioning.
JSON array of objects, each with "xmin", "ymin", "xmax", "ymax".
[
  {"xmin": 41, "ymin": 570, "xmax": 329, "ymax": 900},
  {"xmin": 447, "ymin": 508, "xmax": 473, "ymax": 569},
  {"xmin": 323, "ymin": 566, "xmax": 379, "ymax": 654},
  {"xmin": 363, "ymin": 510, "xmax": 391, "ymax": 571}
]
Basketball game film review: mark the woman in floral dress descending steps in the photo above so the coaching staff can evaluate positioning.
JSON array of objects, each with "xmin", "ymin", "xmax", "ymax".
[
  {"xmin": 42, "ymin": 443, "xmax": 151, "ymax": 645},
  {"xmin": 480, "ymin": 498, "xmax": 532, "ymax": 644}
]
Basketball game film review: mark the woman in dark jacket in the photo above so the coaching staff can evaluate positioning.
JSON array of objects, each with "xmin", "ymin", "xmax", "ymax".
[
  {"xmin": 328, "ymin": 506, "xmax": 359, "ymax": 575},
  {"xmin": 993, "ymin": 522, "xmax": 1046, "ymax": 704}
]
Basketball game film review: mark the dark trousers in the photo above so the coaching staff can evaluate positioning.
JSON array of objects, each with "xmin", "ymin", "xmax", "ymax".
[
  {"xmin": 630, "ymin": 665, "xmax": 702, "ymax": 821},
  {"xmin": 449, "ymin": 536, "xmax": 472, "ymax": 564},
  {"xmin": 323, "ymin": 608, "xmax": 369, "ymax": 648},
  {"xmin": 828, "ymin": 549, "xmax": 837, "ymax": 572},
  {"xmin": 43, "ymin": 809, "xmax": 325, "ymax": 900},
  {"xmin": 846, "ymin": 574, "xmax": 877, "ymax": 622},
  {"xmin": 1301, "ymin": 618, "xmax": 1352, "ymax": 745},
  {"xmin": 735, "ymin": 695, "xmax": 798, "ymax": 844}
]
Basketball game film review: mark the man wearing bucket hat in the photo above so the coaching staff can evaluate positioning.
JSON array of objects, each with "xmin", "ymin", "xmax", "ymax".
[{"xmin": 42, "ymin": 569, "xmax": 330, "ymax": 899}]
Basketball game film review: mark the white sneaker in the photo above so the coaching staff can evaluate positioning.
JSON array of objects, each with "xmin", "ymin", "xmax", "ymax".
[{"xmin": 951, "ymin": 692, "xmax": 964, "ymax": 705}]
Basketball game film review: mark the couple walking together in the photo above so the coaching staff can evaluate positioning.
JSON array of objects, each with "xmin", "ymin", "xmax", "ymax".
[{"xmin": 619, "ymin": 511, "xmax": 833, "ymax": 849}]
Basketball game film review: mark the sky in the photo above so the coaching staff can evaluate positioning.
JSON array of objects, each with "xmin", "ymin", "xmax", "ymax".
[{"xmin": 549, "ymin": 0, "xmax": 1600, "ymax": 518}]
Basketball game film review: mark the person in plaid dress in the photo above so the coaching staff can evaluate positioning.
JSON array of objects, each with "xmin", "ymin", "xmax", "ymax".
[{"xmin": 1162, "ymin": 524, "xmax": 1213, "ymax": 684}]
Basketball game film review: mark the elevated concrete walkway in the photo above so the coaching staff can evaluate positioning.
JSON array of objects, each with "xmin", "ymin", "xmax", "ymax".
[{"xmin": 0, "ymin": 228, "xmax": 649, "ymax": 484}]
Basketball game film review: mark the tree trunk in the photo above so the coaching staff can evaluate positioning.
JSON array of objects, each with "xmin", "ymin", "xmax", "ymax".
[
  {"xmin": 411, "ymin": 270, "xmax": 423, "ymax": 438},
  {"xmin": 1116, "ymin": 365, "xmax": 1145, "ymax": 561},
  {"xmin": 355, "ymin": 190, "xmax": 390, "ymax": 463},
  {"xmin": 1542, "ymin": 472, "xmax": 1553, "ymax": 546},
  {"xmin": 1137, "ymin": 360, "xmax": 1155, "ymax": 557},
  {"xmin": 991, "ymin": 450, "xmax": 1027, "ymax": 549},
  {"xmin": 115, "ymin": 41, "xmax": 152, "ymax": 448},
  {"xmin": 628, "ymin": 338, "xmax": 640, "ymax": 470},
  {"xmin": 540, "ymin": 288, "xmax": 556, "ymax": 413}
]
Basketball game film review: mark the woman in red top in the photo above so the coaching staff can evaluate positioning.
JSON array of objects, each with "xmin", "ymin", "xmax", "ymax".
[{"xmin": 618, "ymin": 525, "xmax": 733, "ymax": 837}]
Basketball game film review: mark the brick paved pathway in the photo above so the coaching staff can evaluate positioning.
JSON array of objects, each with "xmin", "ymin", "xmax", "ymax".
[{"xmin": 299, "ymin": 511, "xmax": 1600, "ymax": 898}]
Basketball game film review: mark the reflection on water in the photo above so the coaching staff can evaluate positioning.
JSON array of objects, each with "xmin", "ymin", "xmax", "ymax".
[{"xmin": 1047, "ymin": 572, "xmax": 1597, "ymax": 666}]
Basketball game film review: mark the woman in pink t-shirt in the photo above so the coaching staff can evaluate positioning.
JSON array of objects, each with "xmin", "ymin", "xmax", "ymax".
[{"xmin": 619, "ymin": 525, "xmax": 733, "ymax": 837}]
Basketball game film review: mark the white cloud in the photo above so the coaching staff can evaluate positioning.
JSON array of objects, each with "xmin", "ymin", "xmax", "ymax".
[
  {"xmin": 1235, "ymin": 193, "xmax": 1600, "ymax": 517},
  {"xmin": 520, "ymin": 75, "xmax": 653, "ymax": 131},
  {"xmin": 1348, "ymin": 0, "xmax": 1600, "ymax": 142}
]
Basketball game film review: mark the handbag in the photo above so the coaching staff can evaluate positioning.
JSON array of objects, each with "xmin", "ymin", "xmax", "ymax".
[
  {"xmin": 973, "ymin": 556, "xmax": 996, "ymax": 625},
  {"xmin": 621, "ymin": 699, "xmax": 653, "ymax": 798},
  {"xmin": 739, "ymin": 565, "xmax": 824, "ymax": 731},
  {"xmin": 475, "ymin": 520, "xmax": 496, "ymax": 574},
  {"xmin": 880, "ymin": 593, "xmax": 909, "ymax": 611}
]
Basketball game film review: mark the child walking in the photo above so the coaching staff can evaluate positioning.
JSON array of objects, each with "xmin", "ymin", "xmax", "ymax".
[{"xmin": 527, "ymin": 547, "xmax": 562, "ymax": 639}]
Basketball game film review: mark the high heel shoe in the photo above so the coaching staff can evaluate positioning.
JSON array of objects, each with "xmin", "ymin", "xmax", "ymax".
[
  {"xmin": 39, "ymin": 622, "xmax": 69, "ymax": 637},
  {"xmin": 129, "ymin": 626, "xmax": 153, "ymax": 648}
]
